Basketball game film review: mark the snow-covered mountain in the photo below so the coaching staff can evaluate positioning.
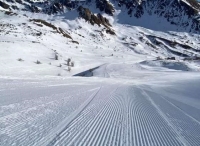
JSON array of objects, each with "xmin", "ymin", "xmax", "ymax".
[
  {"xmin": 1, "ymin": 0, "xmax": 200, "ymax": 31},
  {"xmin": 0, "ymin": 0, "xmax": 200, "ymax": 77}
]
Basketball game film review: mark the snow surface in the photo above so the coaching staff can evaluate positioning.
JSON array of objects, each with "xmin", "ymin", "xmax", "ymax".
[
  {"xmin": 0, "ymin": 5, "xmax": 200, "ymax": 146},
  {"xmin": 0, "ymin": 71, "xmax": 200, "ymax": 146}
]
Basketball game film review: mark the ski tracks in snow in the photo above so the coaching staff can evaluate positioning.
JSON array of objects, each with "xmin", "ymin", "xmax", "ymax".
[
  {"xmin": 0, "ymin": 80, "xmax": 102, "ymax": 146},
  {"xmin": 46, "ymin": 85, "xmax": 200, "ymax": 146},
  {"xmin": 141, "ymin": 89, "xmax": 200, "ymax": 146},
  {"xmin": 1, "ymin": 79, "xmax": 200, "ymax": 146},
  {"xmin": 40, "ymin": 87, "xmax": 101, "ymax": 146}
]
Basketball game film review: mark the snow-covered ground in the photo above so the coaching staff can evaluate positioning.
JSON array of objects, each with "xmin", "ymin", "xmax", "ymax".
[
  {"xmin": 0, "ymin": 5, "xmax": 200, "ymax": 146},
  {"xmin": 0, "ymin": 70, "xmax": 200, "ymax": 146}
]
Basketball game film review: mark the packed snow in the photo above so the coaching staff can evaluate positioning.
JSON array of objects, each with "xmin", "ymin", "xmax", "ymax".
[{"xmin": 1, "ymin": 71, "xmax": 200, "ymax": 146}]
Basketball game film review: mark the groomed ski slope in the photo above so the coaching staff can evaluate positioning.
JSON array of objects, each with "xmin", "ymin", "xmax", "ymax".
[
  {"xmin": 0, "ymin": 67, "xmax": 200, "ymax": 146},
  {"xmin": 1, "ymin": 5, "xmax": 200, "ymax": 146}
]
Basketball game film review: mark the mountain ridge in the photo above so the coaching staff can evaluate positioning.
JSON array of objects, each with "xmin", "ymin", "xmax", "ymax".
[{"xmin": 0, "ymin": 0, "xmax": 200, "ymax": 32}]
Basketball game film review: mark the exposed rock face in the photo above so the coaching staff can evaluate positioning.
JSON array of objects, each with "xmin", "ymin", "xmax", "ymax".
[
  {"xmin": 77, "ymin": 6, "xmax": 112, "ymax": 27},
  {"xmin": 77, "ymin": 6, "xmax": 115, "ymax": 35},
  {"xmin": 96, "ymin": 0, "xmax": 115, "ymax": 15},
  {"xmin": 116, "ymin": 0, "xmax": 200, "ymax": 31},
  {"xmin": 0, "ymin": 0, "xmax": 199, "ymax": 32},
  {"xmin": 0, "ymin": 1, "xmax": 10, "ymax": 9}
]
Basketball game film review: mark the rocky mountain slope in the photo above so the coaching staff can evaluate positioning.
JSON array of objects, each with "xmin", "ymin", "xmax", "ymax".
[{"xmin": 0, "ymin": 0, "xmax": 200, "ymax": 32}]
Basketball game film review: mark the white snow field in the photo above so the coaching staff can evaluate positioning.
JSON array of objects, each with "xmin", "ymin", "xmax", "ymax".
[{"xmin": 1, "ymin": 5, "xmax": 200, "ymax": 146}]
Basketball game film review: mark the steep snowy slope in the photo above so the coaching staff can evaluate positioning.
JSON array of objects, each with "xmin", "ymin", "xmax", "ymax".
[
  {"xmin": 1, "ymin": 0, "xmax": 200, "ymax": 31},
  {"xmin": 0, "ymin": 6, "xmax": 200, "ymax": 77}
]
